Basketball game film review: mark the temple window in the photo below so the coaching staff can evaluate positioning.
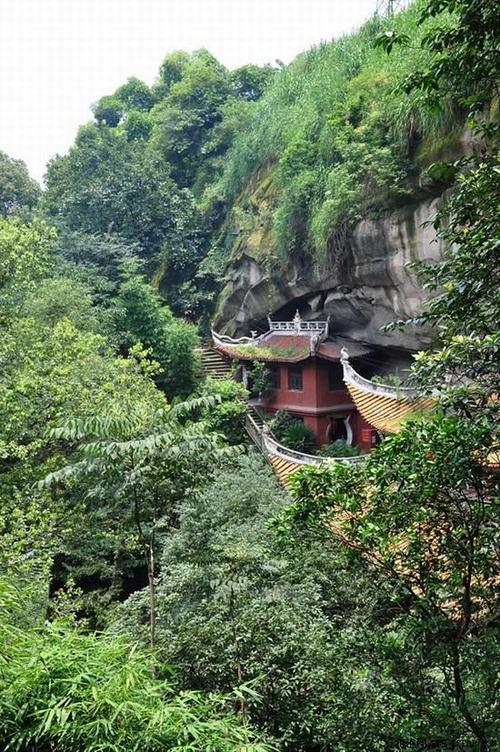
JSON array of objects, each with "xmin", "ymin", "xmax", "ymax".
[
  {"xmin": 288, "ymin": 365, "xmax": 303, "ymax": 391},
  {"xmin": 269, "ymin": 366, "xmax": 281, "ymax": 389},
  {"xmin": 328, "ymin": 363, "xmax": 344, "ymax": 390}
]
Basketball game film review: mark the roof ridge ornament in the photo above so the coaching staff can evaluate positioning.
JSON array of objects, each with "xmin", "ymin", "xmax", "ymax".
[{"xmin": 310, "ymin": 332, "xmax": 321, "ymax": 356}]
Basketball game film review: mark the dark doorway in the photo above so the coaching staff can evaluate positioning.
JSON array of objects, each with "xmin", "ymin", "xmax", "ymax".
[{"xmin": 329, "ymin": 416, "xmax": 348, "ymax": 442}]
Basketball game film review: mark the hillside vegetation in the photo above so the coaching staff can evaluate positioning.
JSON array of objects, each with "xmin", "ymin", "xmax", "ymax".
[
  {"xmin": 217, "ymin": 1, "xmax": 464, "ymax": 264},
  {"xmin": 0, "ymin": 0, "xmax": 498, "ymax": 750},
  {"xmin": 40, "ymin": 1, "xmax": 472, "ymax": 322}
]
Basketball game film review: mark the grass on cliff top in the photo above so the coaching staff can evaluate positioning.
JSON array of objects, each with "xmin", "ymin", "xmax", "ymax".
[{"xmin": 216, "ymin": 0, "xmax": 461, "ymax": 264}]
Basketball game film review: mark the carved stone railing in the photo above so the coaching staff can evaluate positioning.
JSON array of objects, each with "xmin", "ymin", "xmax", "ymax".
[
  {"xmin": 244, "ymin": 413, "xmax": 365, "ymax": 467},
  {"xmin": 268, "ymin": 321, "xmax": 297, "ymax": 332},
  {"xmin": 244, "ymin": 413, "xmax": 265, "ymax": 453},
  {"xmin": 212, "ymin": 320, "xmax": 329, "ymax": 352},
  {"xmin": 341, "ymin": 350, "xmax": 419, "ymax": 400},
  {"xmin": 211, "ymin": 330, "xmax": 256, "ymax": 347},
  {"xmin": 263, "ymin": 433, "xmax": 365, "ymax": 466},
  {"xmin": 268, "ymin": 320, "xmax": 328, "ymax": 334}
]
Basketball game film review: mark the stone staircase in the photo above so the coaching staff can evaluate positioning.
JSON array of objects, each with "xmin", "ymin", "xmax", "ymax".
[
  {"xmin": 200, "ymin": 342, "xmax": 366, "ymax": 490},
  {"xmin": 199, "ymin": 346, "xmax": 233, "ymax": 380},
  {"xmin": 247, "ymin": 403, "xmax": 265, "ymax": 428}
]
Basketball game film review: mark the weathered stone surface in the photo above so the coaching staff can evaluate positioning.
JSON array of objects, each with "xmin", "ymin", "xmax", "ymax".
[{"xmin": 214, "ymin": 196, "xmax": 445, "ymax": 351}]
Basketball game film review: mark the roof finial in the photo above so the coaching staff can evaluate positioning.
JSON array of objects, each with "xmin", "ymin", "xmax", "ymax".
[
  {"xmin": 294, "ymin": 309, "xmax": 301, "ymax": 331},
  {"xmin": 340, "ymin": 346, "xmax": 349, "ymax": 364}
]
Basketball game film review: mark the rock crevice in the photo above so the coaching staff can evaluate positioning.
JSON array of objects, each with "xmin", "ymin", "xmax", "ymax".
[{"xmin": 214, "ymin": 196, "xmax": 445, "ymax": 351}]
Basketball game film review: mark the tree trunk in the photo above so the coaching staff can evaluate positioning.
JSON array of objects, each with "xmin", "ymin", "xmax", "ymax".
[
  {"xmin": 229, "ymin": 584, "xmax": 245, "ymax": 716},
  {"xmin": 146, "ymin": 543, "xmax": 156, "ymax": 649},
  {"xmin": 451, "ymin": 644, "xmax": 489, "ymax": 752}
]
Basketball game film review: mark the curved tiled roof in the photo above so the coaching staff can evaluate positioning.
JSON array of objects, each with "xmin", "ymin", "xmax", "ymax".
[
  {"xmin": 213, "ymin": 332, "xmax": 371, "ymax": 364},
  {"xmin": 341, "ymin": 357, "xmax": 435, "ymax": 433},
  {"xmin": 344, "ymin": 381, "xmax": 434, "ymax": 433},
  {"xmin": 317, "ymin": 338, "xmax": 370, "ymax": 362},
  {"xmin": 214, "ymin": 334, "xmax": 311, "ymax": 363},
  {"xmin": 269, "ymin": 455, "xmax": 302, "ymax": 487}
]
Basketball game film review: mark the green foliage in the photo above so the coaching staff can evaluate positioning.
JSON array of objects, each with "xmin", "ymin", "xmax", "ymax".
[
  {"xmin": 275, "ymin": 414, "xmax": 499, "ymax": 750},
  {"xmin": 0, "ymin": 216, "xmax": 55, "ymax": 320},
  {"xmin": 218, "ymin": 4, "xmax": 461, "ymax": 263},
  {"xmin": 371, "ymin": 372, "xmax": 404, "ymax": 387},
  {"xmin": 22, "ymin": 276, "xmax": 102, "ymax": 332},
  {"xmin": 317, "ymin": 439, "xmax": 362, "ymax": 457},
  {"xmin": 400, "ymin": 0, "xmax": 499, "ymax": 110},
  {"xmin": 54, "ymin": 230, "xmax": 139, "ymax": 279},
  {"xmin": 0, "ymin": 315, "xmax": 164, "ymax": 468},
  {"xmin": 120, "ymin": 453, "xmax": 470, "ymax": 750},
  {"xmin": 384, "ymin": 0, "xmax": 500, "ymax": 427},
  {"xmin": 123, "ymin": 109, "xmax": 153, "ymax": 141},
  {"xmin": 156, "ymin": 50, "xmax": 191, "ymax": 97},
  {"xmin": 115, "ymin": 76, "xmax": 156, "ymax": 112},
  {"xmin": 43, "ymin": 125, "xmax": 199, "ymax": 265},
  {"xmin": 0, "ymin": 216, "xmax": 167, "ymax": 621},
  {"xmin": 270, "ymin": 411, "xmax": 316, "ymax": 453},
  {"xmin": 247, "ymin": 360, "xmax": 274, "ymax": 398},
  {"xmin": 42, "ymin": 394, "xmax": 236, "ymax": 637},
  {"xmin": 152, "ymin": 49, "xmax": 232, "ymax": 188},
  {"xmin": 93, "ymin": 94, "xmax": 124, "ymax": 126},
  {"xmin": 199, "ymin": 377, "xmax": 249, "ymax": 445},
  {"xmin": 40, "ymin": 1, "xmax": 481, "ymax": 314},
  {"xmin": 268, "ymin": 409, "xmax": 297, "ymax": 438},
  {"xmin": 3, "ymin": 6, "xmax": 498, "ymax": 751},
  {"xmin": 0, "ymin": 150, "xmax": 40, "ymax": 216},
  {"xmin": 408, "ymin": 159, "xmax": 500, "ymax": 423},
  {"xmin": 273, "ymin": 169, "xmax": 317, "ymax": 256},
  {"xmin": 52, "ymin": 230, "xmax": 140, "ymax": 311},
  {"xmin": 0, "ymin": 313, "xmax": 165, "ymax": 617},
  {"xmin": 113, "ymin": 264, "xmax": 200, "ymax": 398},
  {"xmin": 280, "ymin": 421, "xmax": 316, "ymax": 453},
  {"xmin": 230, "ymin": 64, "xmax": 276, "ymax": 102},
  {"xmin": 0, "ymin": 502, "xmax": 55, "ymax": 625},
  {"xmin": 271, "ymin": 8, "xmax": 500, "ymax": 748},
  {"xmin": 0, "ymin": 582, "xmax": 268, "ymax": 752}
]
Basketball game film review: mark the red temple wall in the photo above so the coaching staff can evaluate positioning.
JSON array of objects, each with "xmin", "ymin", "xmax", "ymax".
[
  {"xmin": 262, "ymin": 362, "xmax": 353, "ymax": 413},
  {"xmin": 258, "ymin": 359, "xmax": 377, "ymax": 450}
]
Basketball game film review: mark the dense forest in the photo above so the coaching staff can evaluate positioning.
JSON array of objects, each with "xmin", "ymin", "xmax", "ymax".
[{"xmin": 0, "ymin": 0, "xmax": 498, "ymax": 750}]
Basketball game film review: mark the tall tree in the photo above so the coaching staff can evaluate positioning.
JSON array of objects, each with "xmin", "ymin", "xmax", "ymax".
[
  {"xmin": 113, "ymin": 264, "xmax": 200, "ymax": 397},
  {"xmin": 0, "ymin": 216, "xmax": 54, "ymax": 321},
  {"xmin": 230, "ymin": 64, "xmax": 276, "ymax": 102},
  {"xmin": 0, "ymin": 150, "xmax": 40, "ymax": 216},
  {"xmin": 43, "ymin": 395, "xmax": 231, "ymax": 646},
  {"xmin": 151, "ymin": 50, "xmax": 232, "ymax": 187},
  {"xmin": 274, "ymin": 414, "xmax": 499, "ymax": 751},
  {"xmin": 43, "ymin": 125, "xmax": 199, "ymax": 265},
  {"xmin": 275, "ymin": 2, "xmax": 500, "ymax": 749}
]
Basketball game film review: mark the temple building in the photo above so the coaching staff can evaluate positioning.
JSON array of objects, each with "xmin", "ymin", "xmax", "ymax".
[{"xmin": 211, "ymin": 311, "xmax": 414, "ymax": 452}]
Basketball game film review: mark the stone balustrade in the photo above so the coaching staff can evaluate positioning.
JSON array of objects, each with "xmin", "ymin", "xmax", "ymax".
[{"xmin": 244, "ymin": 413, "xmax": 365, "ymax": 469}]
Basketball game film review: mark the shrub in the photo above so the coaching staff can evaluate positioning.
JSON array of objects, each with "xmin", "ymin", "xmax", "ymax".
[
  {"xmin": 270, "ymin": 410, "xmax": 316, "ymax": 452},
  {"xmin": 199, "ymin": 377, "xmax": 249, "ymax": 445},
  {"xmin": 269, "ymin": 409, "xmax": 298, "ymax": 438},
  {"xmin": 317, "ymin": 439, "xmax": 363, "ymax": 458},
  {"xmin": 0, "ymin": 581, "xmax": 268, "ymax": 752},
  {"xmin": 280, "ymin": 421, "xmax": 316, "ymax": 453},
  {"xmin": 248, "ymin": 361, "xmax": 274, "ymax": 398}
]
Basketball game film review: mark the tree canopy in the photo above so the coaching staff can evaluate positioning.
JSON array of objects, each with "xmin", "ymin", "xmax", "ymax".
[
  {"xmin": 0, "ymin": 0, "xmax": 498, "ymax": 749},
  {"xmin": 0, "ymin": 150, "xmax": 40, "ymax": 216}
]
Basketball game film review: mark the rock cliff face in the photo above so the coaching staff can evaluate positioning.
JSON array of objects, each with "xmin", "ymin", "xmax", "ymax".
[{"xmin": 214, "ymin": 194, "xmax": 445, "ymax": 352}]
